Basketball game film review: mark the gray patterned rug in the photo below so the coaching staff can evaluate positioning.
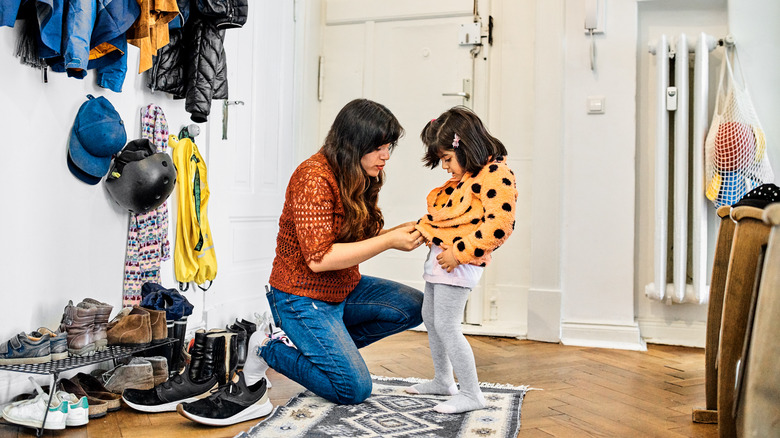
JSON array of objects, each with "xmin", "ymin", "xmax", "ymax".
[{"xmin": 235, "ymin": 376, "xmax": 529, "ymax": 438}]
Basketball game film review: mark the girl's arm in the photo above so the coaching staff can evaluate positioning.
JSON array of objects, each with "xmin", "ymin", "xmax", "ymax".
[{"xmin": 309, "ymin": 223, "xmax": 422, "ymax": 272}]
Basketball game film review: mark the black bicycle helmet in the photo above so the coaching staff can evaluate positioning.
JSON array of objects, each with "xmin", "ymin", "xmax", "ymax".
[{"xmin": 105, "ymin": 138, "xmax": 177, "ymax": 214}]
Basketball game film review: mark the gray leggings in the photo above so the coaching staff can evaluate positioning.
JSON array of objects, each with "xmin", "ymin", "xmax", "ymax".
[{"xmin": 422, "ymin": 282, "xmax": 480, "ymax": 399}]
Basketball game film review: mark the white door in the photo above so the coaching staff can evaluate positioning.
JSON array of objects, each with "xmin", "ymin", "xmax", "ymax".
[
  {"xmin": 319, "ymin": 1, "xmax": 496, "ymax": 330},
  {"xmin": 203, "ymin": 2, "xmax": 296, "ymax": 328}
]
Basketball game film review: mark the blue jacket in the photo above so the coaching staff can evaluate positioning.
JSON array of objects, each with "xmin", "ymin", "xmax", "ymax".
[
  {"xmin": 45, "ymin": 0, "xmax": 138, "ymax": 91},
  {"xmin": 0, "ymin": 0, "xmax": 23, "ymax": 27}
]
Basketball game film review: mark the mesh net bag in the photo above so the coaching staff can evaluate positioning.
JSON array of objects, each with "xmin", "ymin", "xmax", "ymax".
[{"xmin": 704, "ymin": 46, "xmax": 774, "ymax": 208}]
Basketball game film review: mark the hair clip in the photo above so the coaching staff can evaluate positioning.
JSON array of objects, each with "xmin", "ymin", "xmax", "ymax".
[{"xmin": 452, "ymin": 134, "xmax": 460, "ymax": 148}]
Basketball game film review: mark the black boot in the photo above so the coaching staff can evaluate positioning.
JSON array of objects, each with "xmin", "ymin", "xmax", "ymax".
[
  {"xmin": 169, "ymin": 318, "xmax": 187, "ymax": 377},
  {"xmin": 226, "ymin": 325, "xmax": 247, "ymax": 368},
  {"xmin": 205, "ymin": 332, "xmax": 238, "ymax": 386},
  {"xmin": 188, "ymin": 330, "xmax": 209, "ymax": 382}
]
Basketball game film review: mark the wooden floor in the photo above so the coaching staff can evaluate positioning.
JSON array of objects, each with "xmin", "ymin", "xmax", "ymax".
[{"xmin": 0, "ymin": 330, "xmax": 718, "ymax": 437}]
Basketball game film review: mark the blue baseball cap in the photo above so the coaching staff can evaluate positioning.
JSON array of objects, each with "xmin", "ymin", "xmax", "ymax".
[{"xmin": 67, "ymin": 94, "xmax": 127, "ymax": 185}]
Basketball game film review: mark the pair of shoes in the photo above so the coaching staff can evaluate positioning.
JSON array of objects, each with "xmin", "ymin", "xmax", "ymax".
[
  {"xmin": 177, "ymin": 371, "xmax": 272, "ymax": 426},
  {"xmin": 58, "ymin": 378, "xmax": 108, "ymax": 419},
  {"xmin": 0, "ymin": 332, "xmax": 52, "ymax": 365},
  {"xmin": 2, "ymin": 377, "xmax": 88, "ymax": 429},
  {"xmin": 106, "ymin": 305, "xmax": 167, "ymax": 346},
  {"xmin": 226, "ymin": 319, "xmax": 256, "ymax": 368},
  {"xmin": 70, "ymin": 372, "xmax": 122, "ymax": 412},
  {"xmin": 58, "ymin": 298, "xmax": 114, "ymax": 356},
  {"xmin": 93, "ymin": 357, "xmax": 157, "ymax": 394}
]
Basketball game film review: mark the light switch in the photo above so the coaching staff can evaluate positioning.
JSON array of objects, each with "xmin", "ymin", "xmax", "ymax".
[{"xmin": 587, "ymin": 96, "xmax": 605, "ymax": 114}]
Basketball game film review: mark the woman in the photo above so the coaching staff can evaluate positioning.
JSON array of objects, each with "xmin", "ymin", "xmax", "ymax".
[{"xmin": 243, "ymin": 99, "xmax": 425, "ymax": 404}]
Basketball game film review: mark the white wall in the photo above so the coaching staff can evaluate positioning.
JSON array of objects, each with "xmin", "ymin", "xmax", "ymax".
[{"xmin": 0, "ymin": 26, "xmax": 195, "ymax": 399}]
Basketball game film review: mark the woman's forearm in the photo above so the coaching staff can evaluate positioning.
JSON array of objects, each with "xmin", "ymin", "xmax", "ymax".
[
  {"xmin": 308, "ymin": 222, "xmax": 420, "ymax": 272},
  {"xmin": 308, "ymin": 234, "xmax": 394, "ymax": 272}
]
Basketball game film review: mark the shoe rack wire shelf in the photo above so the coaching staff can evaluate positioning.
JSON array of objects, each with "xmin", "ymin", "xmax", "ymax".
[{"xmin": 0, "ymin": 339, "xmax": 174, "ymax": 436}]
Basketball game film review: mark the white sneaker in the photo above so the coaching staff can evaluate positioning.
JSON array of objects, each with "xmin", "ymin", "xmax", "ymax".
[
  {"xmin": 57, "ymin": 391, "xmax": 89, "ymax": 427},
  {"xmin": 2, "ymin": 385, "xmax": 67, "ymax": 430}
]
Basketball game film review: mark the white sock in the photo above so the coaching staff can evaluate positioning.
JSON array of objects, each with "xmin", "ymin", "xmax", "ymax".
[
  {"xmin": 405, "ymin": 380, "xmax": 458, "ymax": 396},
  {"xmin": 242, "ymin": 331, "xmax": 272, "ymax": 388},
  {"xmin": 433, "ymin": 391, "xmax": 486, "ymax": 414}
]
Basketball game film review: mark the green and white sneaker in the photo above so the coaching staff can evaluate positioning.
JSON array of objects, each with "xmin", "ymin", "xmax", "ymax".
[
  {"xmin": 57, "ymin": 391, "xmax": 89, "ymax": 427},
  {"xmin": 2, "ymin": 387, "xmax": 67, "ymax": 430}
]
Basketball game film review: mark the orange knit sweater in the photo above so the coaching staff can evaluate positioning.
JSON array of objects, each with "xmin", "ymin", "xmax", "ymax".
[
  {"xmin": 415, "ymin": 157, "xmax": 518, "ymax": 266},
  {"xmin": 269, "ymin": 153, "xmax": 360, "ymax": 302}
]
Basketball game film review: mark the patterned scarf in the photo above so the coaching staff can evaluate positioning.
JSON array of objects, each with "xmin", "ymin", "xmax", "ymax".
[{"xmin": 122, "ymin": 104, "xmax": 172, "ymax": 306}]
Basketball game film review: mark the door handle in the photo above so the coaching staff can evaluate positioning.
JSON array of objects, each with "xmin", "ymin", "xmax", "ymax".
[
  {"xmin": 222, "ymin": 100, "xmax": 245, "ymax": 140},
  {"xmin": 442, "ymin": 91, "xmax": 471, "ymax": 99}
]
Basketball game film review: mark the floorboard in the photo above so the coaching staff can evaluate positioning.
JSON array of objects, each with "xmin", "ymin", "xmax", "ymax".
[{"xmin": 0, "ymin": 331, "xmax": 717, "ymax": 437}]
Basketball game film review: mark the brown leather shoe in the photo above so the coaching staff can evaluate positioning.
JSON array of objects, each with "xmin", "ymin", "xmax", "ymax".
[
  {"xmin": 58, "ymin": 378, "xmax": 108, "ymax": 419},
  {"xmin": 80, "ymin": 298, "xmax": 113, "ymax": 352},
  {"xmin": 59, "ymin": 300, "xmax": 97, "ymax": 356},
  {"xmin": 71, "ymin": 372, "xmax": 122, "ymax": 412},
  {"xmin": 142, "ymin": 307, "xmax": 168, "ymax": 344},
  {"xmin": 107, "ymin": 306, "xmax": 152, "ymax": 346}
]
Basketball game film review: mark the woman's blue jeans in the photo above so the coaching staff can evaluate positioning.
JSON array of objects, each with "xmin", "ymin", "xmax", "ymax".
[{"xmin": 261, "ymin": 276, "xmax": 423, "ymax": 404}]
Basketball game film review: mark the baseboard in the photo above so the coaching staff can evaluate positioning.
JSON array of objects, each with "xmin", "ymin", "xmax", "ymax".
[
  {"xmin": 560, "ymin": 321, "xmax": 647, "ymax": 351},
  {"xmin": 637, "ymin": 318, "xmax": 706, "ymax": 348}
]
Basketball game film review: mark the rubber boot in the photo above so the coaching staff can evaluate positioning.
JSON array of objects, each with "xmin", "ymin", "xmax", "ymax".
[{"xmin": 169, "ymin": 318, "xmax": 187, "ymax": 377}]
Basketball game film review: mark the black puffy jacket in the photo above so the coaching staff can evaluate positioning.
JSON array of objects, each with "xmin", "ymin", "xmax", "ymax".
[{"xmin": 147, "ymin": 0, "xmax": 247, "ymax": 123}]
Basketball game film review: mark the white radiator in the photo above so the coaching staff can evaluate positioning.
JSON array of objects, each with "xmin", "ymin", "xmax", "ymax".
[{"xmin": 646, "ymin": 33, "xmax": 720, "ymax": 304}]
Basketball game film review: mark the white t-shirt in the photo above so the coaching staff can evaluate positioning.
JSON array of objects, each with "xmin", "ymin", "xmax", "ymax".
[{"xmin": 423, "ymin": 245, "xmax": 484, "ymax": 289}]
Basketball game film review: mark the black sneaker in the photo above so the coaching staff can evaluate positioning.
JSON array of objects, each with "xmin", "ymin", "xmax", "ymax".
[
  {"xmin": 177, "ymin": 371, "xmax": 272, "ymax": 426},
  {"xmin": 122, "ymin": 367, "xmax": 218, "ymax": 413}
]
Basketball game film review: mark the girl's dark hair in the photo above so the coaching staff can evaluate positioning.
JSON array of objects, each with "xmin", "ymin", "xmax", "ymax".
[
  {"xmin": 421, "ymin": 106, "xmax": 507, "ymax": 175},
  {"xmin": 321, "ymin": 99, "xmax": 404, "ymax": 243}
]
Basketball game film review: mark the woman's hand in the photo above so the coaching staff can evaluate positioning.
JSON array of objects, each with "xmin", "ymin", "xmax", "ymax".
[
  {"xmin": 379, "ymin": 221, "xmax": 418, "ymax": 235},
  {"xmin": 436, "ymin": 246, "xmax": 460, "ymax": 272},
  {"xmin": 385, "ymin": 223, "xmax": 425, "ymax": 251}
]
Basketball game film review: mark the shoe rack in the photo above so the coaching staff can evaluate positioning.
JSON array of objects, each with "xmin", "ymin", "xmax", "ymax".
[{"xmin": 0, "ymin": 339, "xmax": 174, "ymax": 437}]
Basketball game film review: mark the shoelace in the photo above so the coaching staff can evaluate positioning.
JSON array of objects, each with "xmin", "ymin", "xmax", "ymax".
[{"xmin": 161, "ymin": 372, "xmax": 185, "ymax": 389}]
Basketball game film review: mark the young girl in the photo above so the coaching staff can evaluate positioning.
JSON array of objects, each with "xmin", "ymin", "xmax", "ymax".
[{"xmin": 405, "ymin": 106, "xmax": 517, "ymax": 414}]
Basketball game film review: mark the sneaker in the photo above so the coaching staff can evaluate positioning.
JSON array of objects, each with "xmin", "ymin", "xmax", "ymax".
[
  {"xmin": 2, "ymin": 378, "xmax": 67, "ymax": 430},
  {"xmin": 177, "ymin": 371, "xmax": 272, "ymax": 426},
  {"xmin": 32, "ymin": 327, "xmax": 68, "ymax": 361},
  {"xmin": 57, "ymin": 391, "xmax": 89, "ymax": 427},
  {"xmin": 0, "ymin": 332, "xmax": 51, "ymax": 365},
  {"xmin": 122, "ymin": 366, "xmax": 219, "ymax": 413}
]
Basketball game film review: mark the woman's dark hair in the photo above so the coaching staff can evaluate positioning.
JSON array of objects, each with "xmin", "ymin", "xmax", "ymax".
[
  {"xmin": 421, "ymin": 106, "xmax": 507, "ymax": 175},
  {"xmin": 321, "ymin": 99, "xmax": 404, "ymax": 243}
]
